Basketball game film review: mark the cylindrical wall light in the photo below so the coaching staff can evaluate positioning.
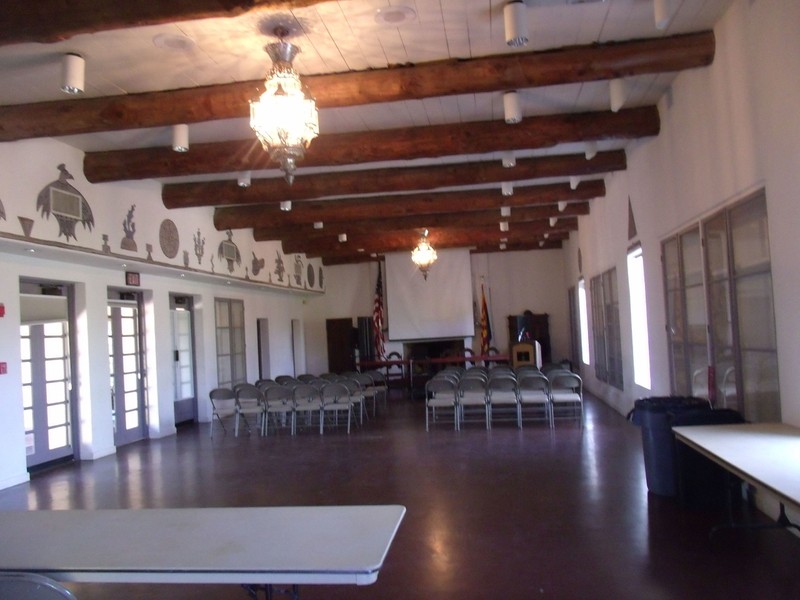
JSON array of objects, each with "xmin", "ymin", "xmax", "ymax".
[
  {"xmin": 557, "ymin": 200, "xmax": 568, "ymax": 213},
  {"xmin": 500, "ymin": 206, "xmax": 511, "ymax": 217},
  {"xmin": 504, "ymin": 91, "xmax": 522, "ymax": 124},
  {"xmin": 584, "ymin": 141, "xmax": 598, "ymax": 160},
  {"xmin": 654, "ymin": 0, "xmax": 670, "ymax": 30},
  {"xmin": 237, "ymin": 171, "xmax": 251, "ymax": 188},
  {"xmin": 549, "ymin": 217, "xmax": 558, "ymax": 227},
  {"xmin": 280, "ymin": 200, "xmax": 292, "ymax": 212},
  {"xmin": 504, "ymin": 1, "xmax": 529, "ymax": 48},
  {"xmin": 338, "ymin": 233, "xmax": 347, "ymax": 243},
  {"xmin": 172, "ymin": 124, "xmax": 189, "ymax": 152},
  {"xmin": 609, "ymin": 78, "xmax": 627, "ymax": 112},
  {"xmin": 501, "ymin": 181, "xmax": 514, "ymax": 196},
  {"xmin": 569, "ymin": 176, "xmax": 581, "ymax": 190},
  {"xmin": 62, "ymin": 53, "xmax": 85, "ymax": 94},
  {"xmin": 499, "ymin": 221, "xmax": 509, "ymax": 232},
  {"xmin": 313, "ymin": 221, "xmax": 324, "ymax": 230},
  {"xmin": 501, "ymin": 151, "xmax": 516, "ymax": 168}
]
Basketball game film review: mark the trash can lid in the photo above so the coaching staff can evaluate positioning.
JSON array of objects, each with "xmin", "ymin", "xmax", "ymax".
[{"xmin": 627, "ymin": 396, "xmax": 710, "ymax": 425}]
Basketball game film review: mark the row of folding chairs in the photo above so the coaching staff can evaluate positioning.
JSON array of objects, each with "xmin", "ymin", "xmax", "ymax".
[
  {"xmin": 424, "ymin": 365, "xmax": 583, "ymax": 431},
  {"xmin": 209, "ymin": 370, "xmax": 388, "ymax": 437}
]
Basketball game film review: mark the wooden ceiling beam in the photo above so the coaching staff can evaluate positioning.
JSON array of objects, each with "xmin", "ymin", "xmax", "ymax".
[
  {"xmin": 0, "ymin": 32, "xmax": 712, "ymax": 141},
  {"xmin": 319, "ymin": 237, "xmax": 565, "ymax": 265},
  {"xmin": 253, "ymin": 202, "xmax": 589, "ymax": 242},
  {"xmin": 0, "ymin": 1, "xmax": 321, "ymax": 46},
  {"xmin": 282, "ymin": 222, "xmax": 576, "ymax": 256},
  {"xmin": 316, "ymin": 232, "xmax": 569, "ymax": 264},
  {"xmin": 215, "ymin": 180, "xmax": 605, "ymax": 231},
  {"xmin": 165, "ymin": 151, "xmax": 625, "ymax": 209},
  {"xmin": 84, "ymin": 107, "xmax": 657, "ymax": 182}
]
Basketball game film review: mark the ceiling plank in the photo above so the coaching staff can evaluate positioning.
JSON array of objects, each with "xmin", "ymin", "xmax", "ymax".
[
  {"xmin": 214, "ymin": 179, "xmax": 605, "ymax": 231},
  {"xmin": 253, "ymin": 202, "xmax": 590, "ymax": 241},
  {"xmin": 0, "ymin": 32, "xmax": 712, "ymax": 142},
  {"xmin": 165, "ymin": 151, "xmax": 625, "ymax": 208},
  {"xmin": 84, "ymin": 107, "xmax": 658, "ymax": 182},
  {"xmin": 0, "ymin": 1, "xmax": 322, "ymax": 46}
]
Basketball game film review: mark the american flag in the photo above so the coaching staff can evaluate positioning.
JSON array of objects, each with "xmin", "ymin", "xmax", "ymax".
[
  {"xmin": 373, "ymin": 263, "xmax": 386, "ymax": 359},
  {"xmin": 480, "ymin": 283, "xmax": 492, "ymax": 355}
]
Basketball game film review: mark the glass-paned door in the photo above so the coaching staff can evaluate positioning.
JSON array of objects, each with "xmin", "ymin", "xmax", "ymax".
[
  {"xmin": 707, "ymin": 194, "xmax": 780, "ymax": 421},
  {"xmin": 20, "ymin": 321, "xmax": 73, "ymax": 468},
  {"xmin": 108, "ymin": 300, "xmax": 147, "ymax": 445},
  {"xmin": 662, "ymin": 227, "xmax": 708, "ymax": 398},
  {"xmin": 171, "ymin": 296, "xmax": 196, "ymax": 424},
  {"xmin": 215, "ymin": 298, "xmax": 246, "ymax": 389}
]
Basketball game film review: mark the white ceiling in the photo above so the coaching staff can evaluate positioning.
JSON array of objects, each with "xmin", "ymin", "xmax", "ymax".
[{"xmin": 0, "ymin": 0, "xmax": 733, "ymax": 156}]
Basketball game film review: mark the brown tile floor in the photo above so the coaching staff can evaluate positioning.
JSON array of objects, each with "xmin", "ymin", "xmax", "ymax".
[{"xmin": 1, "ymin": 391, "xmax": 799, "ymax": 600}]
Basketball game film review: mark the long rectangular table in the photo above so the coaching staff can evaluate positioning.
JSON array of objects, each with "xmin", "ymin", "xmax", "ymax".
[
  {"xmin": 0, "ymin": 505, "xmax": 406, "ymax": 588},
  {"xmin": 672, "ymin": 422, "xmax": 799, "ymax": 531}
]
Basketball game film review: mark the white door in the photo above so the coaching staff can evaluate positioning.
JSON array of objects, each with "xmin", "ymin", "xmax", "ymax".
[
  {"xmin": 171, "ymin": 297, "xmax": 196, "ymax": 424},
  {"xmin": 20, "ymin": 321, "xmax": 74, "ymax": 468}
]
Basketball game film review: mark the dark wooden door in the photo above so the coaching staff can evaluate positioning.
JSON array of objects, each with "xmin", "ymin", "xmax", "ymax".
[{"xmin": 326, "ymin": 318, "xmax": 356, "ymax": 373}]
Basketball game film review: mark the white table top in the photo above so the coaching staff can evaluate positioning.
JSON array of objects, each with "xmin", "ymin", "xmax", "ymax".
[
  {"xmin": 0, "ymin": 505, "xmax": 406, "ymax": 585},
  {"xmin": 672, "ymin": 422, "xmax": 800, "ymax": 507}
]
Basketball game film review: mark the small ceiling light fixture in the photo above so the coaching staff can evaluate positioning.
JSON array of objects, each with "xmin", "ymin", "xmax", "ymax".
[
  {"xmin": 502, "ymin": 151, "xmax": 516, "ymax": 168},
  {"xmin": 237, "ymin": 171, "xmax": 251, "ymax": 188},
  {"xmin": 500, "ymin": 243, "xmax": 507, "ymax": 250},
  {"xmin": 557, "ymin": 200, "xmax": 568, "ymax": 212},
  {"xmin": 280, "ymin": 200, "xmax": 292, "ymax": 211},
  {"xmin": 411, "ymin": 229, "xmax": 437, "ymax": 280},
  {"xmin": 500, "ymin": 221, "xmax": 509, "ymax": 232},
  {"xmin": 501, "ymin": 181, "xmax": 514, "ymax": 196},
  {"xmin": 549, "ymin": 217, "xmax": 558, "ymax": 227},
  {"xmin": 653, "ymin": 0, "xmax": 671, "ymax": 30},
  {"xmin": 504, "ymin": 1, "xmax": 529, "ymax": 48},
  {"xmin": 504, "ymin": 91, "xmax": 522, "ymax": 124},
  {"xmin": 374, "ymin": 5, "xmax": 417, "ymax": 26},
  {"xmin": 250, "ymin": 26, "xmax": 319, "ymax": 185},
  {"xmin": 172, "ymin": 124, "xmax": 189, "ymax": 152},
  {"xmin": 61, "ymin": 53, "xmax": 85, "ymax": 94},
  {"xmin": 543, "ymin": 232, "xmax": 550, "ymax": 240},
  {"xmin": 313, "ymin": 221, "xmax": 324, "ymax": 230},
  {"xmin": 609, "ymin": 78, "xmax": 627, "ymax": 112},
  {"xmin": 500, "ymin": 206, "xmax": 511, "ymax": 217},
  {"xmin": 338, "ymin": 233, "xmax": 347, "ymax": 243},
  {"xmin": 584, "ymin": 141, "xmax": 598, "ymax": 160},
  {"xmin": 569, "ymin": 176, "xmax": 581, "ymax": 190}
]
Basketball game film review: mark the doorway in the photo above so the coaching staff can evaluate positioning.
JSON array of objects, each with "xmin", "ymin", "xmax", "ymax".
[
  {"xmin": 171, "ymin": 295, "xmax": 197, "ymax": 424},
  {"xmin": 108, "ymin": 292, "xmax": 147, "ymax": 446},
  {"xmin": 19, "ymin": 281, "xmax": 77, "ymax": 469}
]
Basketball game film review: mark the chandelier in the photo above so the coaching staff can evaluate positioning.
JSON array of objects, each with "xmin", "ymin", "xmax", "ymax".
[
  {"xmin": 411, "ymin": 229, "xmax": 438, "ymax": 280},
  {"xmin": 250, "ymin": 27, "xmax": 319, "ymax": 185}
]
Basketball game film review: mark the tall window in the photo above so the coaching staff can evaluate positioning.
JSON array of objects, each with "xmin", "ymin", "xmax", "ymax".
[
  {"xmin": 215, "ymin": 298, "xmax": 246, "ymax": 389},
  {"xmin": 663, "ymin": 192, "xmax": 779, "ymax": 422},
  {"xmin": 590, "ymin": 268, "xmax": 623, "ymax": 389},
  {"xmin": 627, "ymin": 246, "xmax": 651, "ymax": 389},
  {"xmin": 578, "ymin": 279, "xmax": 590, "ymax": 365}
]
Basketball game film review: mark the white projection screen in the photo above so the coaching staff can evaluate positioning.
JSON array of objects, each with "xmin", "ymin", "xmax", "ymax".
[{"xmin": 385, "ymin": 248, "xmax": 475, "ymax": 341}]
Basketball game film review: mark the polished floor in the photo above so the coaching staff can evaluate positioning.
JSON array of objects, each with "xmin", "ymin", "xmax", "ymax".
[{"xmin": 1, "ymin": 391, "xmax": 799, "ymax": 600}]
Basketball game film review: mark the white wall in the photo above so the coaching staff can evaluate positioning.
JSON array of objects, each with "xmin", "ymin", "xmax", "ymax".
[
  {"xmin": 0, "ymin": 138, "xmax": 317, "ymax": 490},
  {"xmin": 565, "ymin": 0, "xmax": 800, "ymax": 425}
]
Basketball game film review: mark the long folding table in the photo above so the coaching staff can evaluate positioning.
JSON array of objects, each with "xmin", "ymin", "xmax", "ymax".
[
  {"xmin": 672, "ymin": 422, "xmax": 799, "ymax": 532},
  {"xmin": 0, "ymin": 505, "xmax": 406, "ymax": 597}
]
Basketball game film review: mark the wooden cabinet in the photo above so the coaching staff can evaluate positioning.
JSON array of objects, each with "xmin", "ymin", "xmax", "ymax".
[{"xmin": 508, "ymin": 312, "xmax": 551, "ymax": 365}]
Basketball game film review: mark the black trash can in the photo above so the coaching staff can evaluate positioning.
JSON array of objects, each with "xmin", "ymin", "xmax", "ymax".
[{"xmin": 628, "ymin": 396, "xmax": 711, "ymax": 496}]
